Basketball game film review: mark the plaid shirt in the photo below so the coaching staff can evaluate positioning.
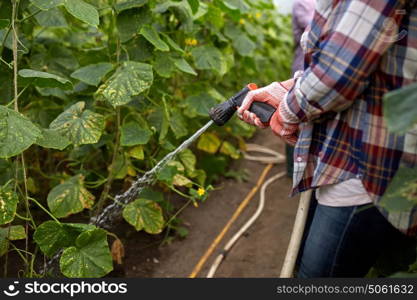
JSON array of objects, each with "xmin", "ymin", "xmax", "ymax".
[{"xmin": 281, "ymin": 0, "xmax": 417, "ymax": 235}]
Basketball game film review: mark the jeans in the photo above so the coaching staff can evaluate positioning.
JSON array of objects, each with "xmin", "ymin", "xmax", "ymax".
[{"xmin": 296, "ymin": 191, "xmax": 412, "ymax": 278}]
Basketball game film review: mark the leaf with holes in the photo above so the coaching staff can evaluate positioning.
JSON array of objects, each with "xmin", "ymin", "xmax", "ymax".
[
  {"xmin": 49, "ymin": 101, "xmax": 105, "ymax": 146},
  {"xmin": 0, "ymin": 185, "xmax": 18, "ymax": 225},
  {"xmin": 97, "ymin": 61, "xmax": 153, "ymax": 107},
  {"xmin": 70, "ymin": 63, "xmax": 113, "ymax": 86},
  {"xmin": 123, "ymin": 198, "xmax": 164, "ymax": 234},
  {"xmin": 18, "ymin": 69, "xmax": 72, "ymax": 90},
  {"xmin": 60, "ymin": 228, "xmax": 113, "ymax": 278},
  {"xmin": 0, "ymin": 105, "xmax": 42, "ymax": 158},
  {"xmin": 47, "ymin": 175, "xmax": 95, "ymax": 218},
  {"xmin": 34, "ymin": 221, "xmax": 94, "ymax": 257}
]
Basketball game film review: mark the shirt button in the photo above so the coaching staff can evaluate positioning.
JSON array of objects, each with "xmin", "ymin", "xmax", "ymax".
[{"xmin": 296, "ymin": 156, "xmax": 303, "ymax": 162}]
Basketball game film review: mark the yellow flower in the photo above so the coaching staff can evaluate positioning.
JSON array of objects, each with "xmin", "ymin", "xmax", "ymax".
[
  {"xmin": 197, "ymin": 187, "xmax": 205, "ymax": 196},
  {"xmin": 255, "ymin": 12, "xmax": 262, "ymax": 19},
  {"xmin": 239, "ymin": 18, "xmax": 245, "ymax": 25},
  {"xmin": 192, "ymin": 39, "xmax": 198, "ymax": 46}
]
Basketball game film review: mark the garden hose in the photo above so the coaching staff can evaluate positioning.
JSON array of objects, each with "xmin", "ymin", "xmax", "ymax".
[{"xmin": 189, "ymin": 144, "xmax": 286, "ymax": 278}]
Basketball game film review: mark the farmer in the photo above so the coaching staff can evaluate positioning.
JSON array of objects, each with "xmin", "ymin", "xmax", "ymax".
[{"xmin": 238, "ymin": 0, "xmax": 417, "ymax": 277}]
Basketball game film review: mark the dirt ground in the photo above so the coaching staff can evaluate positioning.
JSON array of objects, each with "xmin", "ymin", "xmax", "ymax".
[{"xmin": 111, "ymin": 129, "xmax": 300, "ymax": 278}]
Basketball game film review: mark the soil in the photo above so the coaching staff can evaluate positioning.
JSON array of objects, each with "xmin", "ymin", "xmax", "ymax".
[
  {"xmin": 1, "ymin": 129, "xmax": 299, "ymax": 278},
  {"xmin": 110, "ymin": 129, "xmax": 299, "ymax": 278}
]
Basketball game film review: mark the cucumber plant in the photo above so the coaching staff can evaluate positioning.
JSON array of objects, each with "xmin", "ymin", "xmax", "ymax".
[{"xmin": 0, "ymin": 0, "xmax": 292, "ymax": 277}]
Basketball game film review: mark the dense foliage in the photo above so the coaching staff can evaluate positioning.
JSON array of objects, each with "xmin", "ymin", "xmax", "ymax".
[{"xmin": 0, "ymin": 0, "xmax": 292, "ymax": 277}]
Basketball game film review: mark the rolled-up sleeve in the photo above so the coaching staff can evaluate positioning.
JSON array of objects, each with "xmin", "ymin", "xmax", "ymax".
[{"xmin": 282, "ymin": 0, "xmax": 407, "ymax": 124}]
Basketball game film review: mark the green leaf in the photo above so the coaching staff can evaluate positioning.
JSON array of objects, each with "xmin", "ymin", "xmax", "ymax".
[
  {"xmin": 120, "ymin": 121, "xmax": 152, "ymax": 146},
  {"xmin": 114, "ymin": 0, "xmax": 148, "ymax": 13},
  {"xmin": 0, "ymin": 105, "xmax": 42, "ymax": 158},
  {"xmin": 223, "ymin": 0, "xmax": 250, "ymax": 12},
  {"xmin": 0, "ymin": 185, "xmax": 19, "ymax": 225},
  {"xmin": 380, "ymin": 166, "xmax": 417, "ymax": 213},
  {"xmin": 70, "ymin": 63, "xmax": 113, "ymax": 86},
  {"xmin": 161, "ymin": 33, "xmax": 185, "ymax": 53},
  {"xmin": 384, "ymin": 83, "xmax": 417, "ymax": 133},
  {"xmin": 191, "ymin": 45, "xmax": 224, "ymax": 71},
  {"xmin": 49, "ymin": 101, "xmax": 105, "ymax": 146},
  {"xmin": 97, "ymin": 61, "xmax": 153, "ymax": 107},
  {"xmin": 128, "ymin": 145, "xmax": 144, "ymax": 160},
  {"xmin": 169, "ymin": 112, "xmax": 188, "ymax": 138},
  {"xmin": 36, "ymin": 128, "xmax": 71, "ymax": 150},
  {"xmin": 60, "ymin": 228, "xmax": 113, "ymax": 278},
  {"xmin": 47, "ymin": 174, "xmax": 95, "ymax": 218},
  {"xmin": 174, "ymin": 58, "xmax": 197, "ymax": 76},
  {"xmin": 116, "ymin": 7, "xmax": 151, "ymax": 43},
  {"xmin": 32, "ymin": 7, "xmax": 68, "ymax": 27},
  {"xmin": 197, "ymin": 132, "xmax": 221, "ymax": 154},
  {"xmin": 122, "ymin": 198, "xmax": 164, "ymax": 234},
  {"xmin": 34, "ymin": 221, "xmax": 94, "ymax": 257},
  {"xmin": 185, "ymin": 93, "xmax": 217, "ymax": 117},
  {"xmin": 154, "ymin": 52, "xmax": 175, "ymax": 78},
  {"xmin": 148, "ymin": 108, "xmax": 169, "ymax": 141},
  {"xmin": 0, "ymin": 225, "xmax": 26, "ymax": 256},
  {"xmin": 139, "ymin": 25, "xmax": 169, "ymax": 52},
  {"xmin": 233, "ymin": 33, "xmax": 255, "ymax": 56},
  {"xmin": 64, "ymin": 0, "xmax": 99, "ymax": 27},
  {"xmin": 0, "ymin": 19, "xmax": 9, "ymax": 29},
  {"xmin": 18, "ymin": 69, "xmax": 72, "ymax": 90},
  {"xmin": 187, "ymin": 0, "xmax": 199, "ymax": 14},
  {"xmin": 30, "ymin": 0, "xmax": 64, "ymax": 10}
]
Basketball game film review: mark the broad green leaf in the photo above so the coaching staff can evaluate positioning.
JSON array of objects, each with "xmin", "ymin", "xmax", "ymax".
[
  {"xmin": 120, "ymin": 121, "xmax": 152, "ymax": 146},
  {"xmin": 0, "ymin": 225, "xmax": 26, "ymax": 256},
  {"xmin": 384, "ymin": 83, "xmax": 417, "ymax": 133},
  {"xmin": 49, "ymin": 101, "xmax": 105, "ymax": 146},
  {"xmin": 36, "ymin": 128, "xmax": 71, "ymax": 150},
  {"xmin": 60, "ymin": 228, "xmax": 113, "ymax": 278},
  {"xmin": 34, "ymin": 221, "xmax": 94, "ymax": 257},
  {"xmin": 47, "ymin": 174, "xmax": 95, "ymax": 218},
  {"xmin": 157, "ymin": 164, "xmax": 178, "ymax": 185},
  {"xmin": 32, "ymin": 7, "xmax": 68, "ymax": 27},
  {"xmin": 139, "ymin": 25, "xmax": 169, "ymax": 52},
  {"xmin": 197, "ymin": 132, "xmax": 221, "ymax": 154},
  {"xmin": 122, "ymin": 198, "xmax": 164, "ymax": 234},
  {"xmin": 205, "ymin": 4, "xmax": 224, "ymax": 30},
  {"xmin": 169, "ymin": 112, "xmax": 188, "ymax": 138},
  {"xmin": 114, "ymin": 0, "xmax": 148, "ymax": 13},
  {"xmin": 185, "ymin": 93, "xmax": 217, "ymax": 117},
  {"xmin": 30, "ymin": 0, "xmax": 64, "ymax": 10},
  {"xmin": 0, "ymin": 185, "xmax": 19, "ymax": 225},
  {"xmin": 0, "ymin": 105, "xmax": 42, "ymax": 158},
  {"xmin": 18, "ymin": 69, "xmax": 72, "ymax": 90},
  {"xmin": 116, "ymin": 7, "xmax": 151, "ymax": 43},
  {"xmin": 154, "ymin": 52, "xmax": 175, "ymax": 78},
  {"xmin": 0, "ymin": 19, "xmax": 9, "ymax": 29},
  {"xmin": 161, "ymin": 33, "xmax": 185, "ymax": 53},
  {"xmin": 187, "ymin": 0, "xmax": 199, "ymax": 14},
  {"xmin": 174, "ymin": 58, "xmax": 197, "ymax": 76},
  {"xmin": 380, "ymin": 166, "xmax": 417, "ymax": 213},
  {"xmin": 220, "ymin": 141, "xmax": 240, "ymax": 159},
  {"xmin": 70, "ymin": 63, "xmax": 113, "ymax": 86},
  {"xmin": 233, "ymin": 33, "xmax": 256, "ymax": 56},
  {"xmin": 191, "ymin": 45, "xmax": 224, "ymax": 71},
  {"xmin": 223, "ymin": 0, "xmax": 250, "ymax": 12},
  {"xmin": 64, "ymin": 0, "xmax": 99, "ymax": 27},
  {"xmin": 97, "ymin": 61, "xmax": 153, "ymax": 107}
]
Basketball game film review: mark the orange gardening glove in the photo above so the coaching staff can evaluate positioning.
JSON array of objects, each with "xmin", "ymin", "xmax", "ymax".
[{"xmin": 237, "ymin": 79, "xmax": 299, "ymax": 145}]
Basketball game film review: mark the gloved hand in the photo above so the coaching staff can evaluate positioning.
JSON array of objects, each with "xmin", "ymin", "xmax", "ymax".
[{"xmin": 237, "ymin": 79, "xmax": 299, "ymax": 145}]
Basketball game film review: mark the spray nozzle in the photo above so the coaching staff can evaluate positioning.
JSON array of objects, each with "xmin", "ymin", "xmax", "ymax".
[{"xmin": 209, "ymin": 83, "xmax": 276, "ymax": 126}]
